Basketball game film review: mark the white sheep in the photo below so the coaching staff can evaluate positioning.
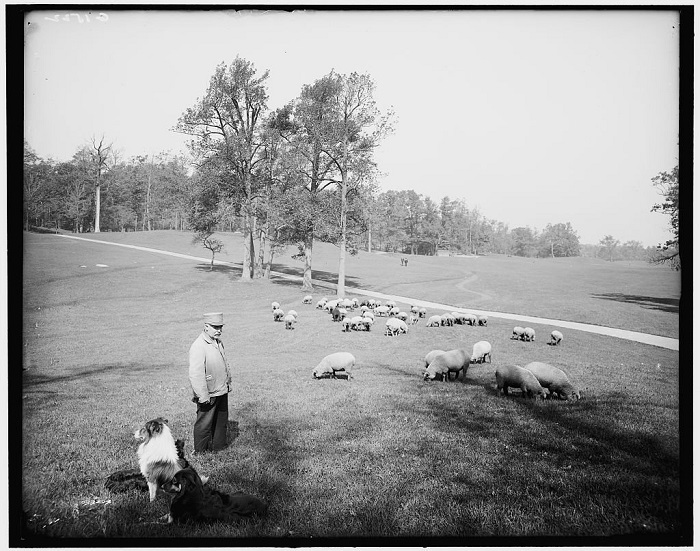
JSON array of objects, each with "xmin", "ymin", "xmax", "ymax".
[
  {"xmin": 424, "ymin": 349, "xmax": 446, "ymax": 368},
  {"xmin": 549, "ymin": 330, "xmax": 563, "ymax": 346},
  {"xmin": 360, "ymin": 317, "xmax": 374, "ymax": 331},
  {"xmin": 386, "ymin": 300, "xmax": 396, "ymax": 308},
  {"xmin": 523, "ymin": 327, "xmax": 536, "ymax": 342},
  {"xmin": 360, "ymin": 305, "xmax": 369, "ymax": 314},
  {"xmin": 374, "ymin": 305, "xmax": 390, "ymax": 317},
  {"xmin": 351, "ymin": 298, "xmax": 359, "ymax": 309},
  {"xmin": 470, "ymin": 340, "xmax": 492, "ymax": 364},
  {"xmin": 341, "ymin": 317, "xmax": 353, "ymax": 332},
  {"xmin": 312, "ymin": 352, "xmax": 355, "ymax": 380},
  {"xmin": 340, "ymin": 298, "xmax": 354, "ymax": 310},
  {"xmin": 287, "ymin": 309, "xmax": 298, "ymax": 319},
  {"xmin": 284, "ymin": 313, "xmax": 297, "ymax": 330},
  {"xmin": 410, "ymin": 305, "xmax": 419, "ymax": 314},
  {"xmin": 397, "ymin": 311, "xmax": 408, "ymax": 322},
  {"xmin": 350, "ymin": 315, "xmax": 365, "ymax": 331},
  {"xmin": 440, "ymin": 313, "xmax": 454, "ymax": 327},
  {"xmin": 325, "ymin": 299, "xmax": 339, "ymax": 313},
  {"xmin": 451, "ymin": 312, "xmax": 465, "ymax": 324},
  {"xmin": 424, "ymin": 349, "xmax": 470, "ymax": 381},
  {"xmin": 418, "ymin": 307, "xmax": 427, "ymax": 318},
  {"xmin": 385, "ymin": 317, "xmax": 402, "ymax": 336},
  {"xmin": 409, "ymin": 312, "xmax": 420, "ymax": 325},
  {"xmin": 273, "ymin": 308, "xmax": 285, "ymax": 322},
  {"xmin": 524, "ymin": 362, "xmax": 580, "ymax": 400},
  {"xmin": 426, "ymin": 315, "xmax": 442, "ymax": 327},
  {"xmin": 511, "ymin": 326, "xmax": 525, "ymax": 340},
  {"xmin": 271, "ymin": 301, "xmax": 281, "ymax": 312},
  {"xmin": 302, "ymin": 295, "xmax": 313, "ymax": 304},
  {"xmin": 316, "ymin": 299, "xmax": 327, "ymax": 309},
  {"xmin": 389, "ymin": 307, "xmax": 400, "ymax": 317},
  {"xmin": 465, "ymin": 314, "xmax": 478, "ymax": 326},
  {"xmin": 495, "ymin": 364, "xmax": 546, "ymax": 399},
  {"xmin": 477, "ymin": 315, "xmax": 488, "ymax": 326},
  {"xmin": 362, "ymin": 310, "xmax": 375, "ymax": 321}
]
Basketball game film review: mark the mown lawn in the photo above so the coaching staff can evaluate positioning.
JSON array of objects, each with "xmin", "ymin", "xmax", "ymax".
[{"xmin": 18, "ymin": 231, "xmax": 686, "ymax": 543}]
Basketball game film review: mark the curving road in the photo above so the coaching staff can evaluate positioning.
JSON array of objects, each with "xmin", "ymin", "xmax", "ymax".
[{"xmin": 55, "ymin": 234, "xmax": 680, "ymax": 351}]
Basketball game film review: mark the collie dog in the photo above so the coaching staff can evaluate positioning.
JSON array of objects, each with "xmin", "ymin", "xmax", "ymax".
[{"xmin": 134, "ymin": 417, "xmax": 182, "ymax": 502}]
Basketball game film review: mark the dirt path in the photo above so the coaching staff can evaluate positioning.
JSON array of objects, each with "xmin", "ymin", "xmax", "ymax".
[{"xmin": 55, "ymin": 234, "xmax": 680, "ymax": 351}]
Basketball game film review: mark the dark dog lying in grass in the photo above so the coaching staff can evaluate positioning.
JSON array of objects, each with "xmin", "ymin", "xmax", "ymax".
[{"xmin": 163, "ymin": 466, "xmax": 268, "ymax": 524}]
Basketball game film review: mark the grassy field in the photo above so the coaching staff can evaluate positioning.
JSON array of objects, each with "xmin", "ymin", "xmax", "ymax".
[{"xmin": 18, "ymin": 230, "xmax": 686, "ymax": 543}]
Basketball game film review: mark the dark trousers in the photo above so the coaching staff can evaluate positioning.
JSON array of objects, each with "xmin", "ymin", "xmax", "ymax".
[{"xmin": 194, "ymin": 393, "xmax": 229, "ymax": 452}]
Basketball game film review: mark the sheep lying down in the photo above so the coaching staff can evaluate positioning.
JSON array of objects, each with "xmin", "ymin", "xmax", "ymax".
[
  {"xmin": 524, "ymin": 362, "xmax": 580, "ymax": 400},
  {"xmin": 495, "ymin": 364, "xmax": 546, "ymax": 399},
  {"xmin": 424, "ymin": 349, "xmax": 470, "ymax": 381},
  {"xmin": 312, "ymin": 352, "xmax": 355, "ymax": 380}
]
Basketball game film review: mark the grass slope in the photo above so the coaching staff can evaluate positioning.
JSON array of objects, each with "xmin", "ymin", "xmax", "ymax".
[
  {"xmin": 58, "ymin": 229, "xmax": 681, "ymax": 338},
  {"xmin": 19, "ymin": 231, "xmax": 684, "ymax": 542}
]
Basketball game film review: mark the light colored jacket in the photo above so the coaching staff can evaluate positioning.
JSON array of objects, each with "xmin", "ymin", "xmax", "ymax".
[{"xmin": 189, "ymin": 332, "xmax": 232, "ymax": 403}]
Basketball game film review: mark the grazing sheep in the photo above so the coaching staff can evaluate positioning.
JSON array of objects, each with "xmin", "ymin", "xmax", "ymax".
[
  {"xmin": 426, "ymin": 315, "xmax": 442, "ymax": 327},
  {"xmin": 368, "ymin": 299, "xmax": 378, "ymax": 308},
  {"xmin": 340, "ymin": 298, "xmax": 354, "ymax": 310},
  {"xmin": 389, "ymin": 307, "xmax": 400, "ymax": 317},
  {"xmin": 287, "ymin": 309, "xmax": 298, "ymax": 319},
  {"xmin": 465, "ymin": 314, "xmax": 478, "ymax": 326},
  {"xmin": 451, "ymin": 312, "xmax": 465, "ymax": 325},
  {"xmin": 409, "ymin": 313, "xmax": 420, "ymax": 325},
  {"xmin": 424, "ymin": 349, "xmax": 446, "ymax": 368},
  {"xmin": 332, "ymin": 307, "xmax": 343, "ymax": 322},
  {"xmin": 470, "ymin": 340, "xmax": 492, "ymax": 364},
  {"xmin": 397, "ymin": 311, "xmax": 408, "ymax": 322},
  {"xmin": 524, "ymin": 362, "xmax": 580, "ymax": 400},
  {"xmin": 418, "ymin": 307, "xmax": 427, "ymax": 318},
  {"xmin": 351, "ymin": 298, "xmax": 359, "ymax": 309},
  {"xmin": 284, "ymin": 314, "xmax": 297, "ymax": 330},
  {"xmin": 273, "ymin": 308, "xmax": 285, "ymax": 322},
  {"xmin": 385, "ymin": 317, "xmax": 404, "ymax": 336},
  {"xmin": 312, "ymin": 352, "xmax": 355, "ymax": 380},
  {"xmin": 362, "ymin": 310, "xmax": 375, "ymax": 321},
  {"xmin": 411, "ymin": 305, "xmax": 419, "ymax": 314},
  {"xmin": 549, "ymin": 330, "xmax": 563, "ymax": 346},
  {"xmin": 302, "ymin": 295, "xmax": 313, "ymax": 304},
  {"xmin": 424, "ymin": 349, "xmax": 470, "ymax": 381},
  {"xmin": 374, "ymin": 305, "xmax": 390, "ymax": 317},
  {"xmin": 271, "ymin": 301, "xmax": 281, "ymax": 312},
  {"xmin": 341, "ymin": 317, "xmax": 353, "ymax": 332},
  {"xmin": 316, "ymin": 300, "xmax": 327, "ymax": 309},
  {"xmin": 523, "ymin": 327, "xmax": 536, "ymax": 342},
  {"xmin": 325, "ymin": 300, "xmax": 339, "ymax": 313},
  {"xmin": 360, "ymin": 298, "xmax": 371, "ymax": 307},
  {"xmin": 350, "ymin": 316, "xmax": 365, "ymax": 331},
  {"xmin": 360, "ymin": 305, "xmax": 369, "ymax": 314},
  {"xmin": 444, "ymin": 313, "xmax": 456, "ymax": 326},
  {"xmin": 360, "ymin": 317, "xmax": 374, "ymax": 331},
  {"xmin": 495, "ymin": 364, "xmax": 546, "ymax": 399},
  {"xmin": 386, "ymin": 300, "xmax": 396, "ymax": 309},
  {"xmin": 511, "ymin": 326, "xmax": 525, "ymax": 340},
  {"xmin": 396, "ymin": 319, "xmax": 408, "ymax": 334},
  {"xmin": 478, "ymin": 315, "xmax": 488, "ymax": 326}
]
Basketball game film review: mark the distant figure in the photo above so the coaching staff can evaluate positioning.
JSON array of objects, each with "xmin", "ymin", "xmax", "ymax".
[{"xmin": 405, "ymin": 257, "xmax": 408, "ymax": 267}]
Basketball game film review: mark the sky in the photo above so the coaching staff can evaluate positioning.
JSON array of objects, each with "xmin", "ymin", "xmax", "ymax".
[{"xmin": 23, "ymin": 8, "xmax": 681, "ymax": 246}]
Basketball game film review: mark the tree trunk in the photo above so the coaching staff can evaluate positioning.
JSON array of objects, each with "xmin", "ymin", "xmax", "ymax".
[
  {"xmin": 302, "ymin": 233, "xmax": 314, "ymax": 291},
  {"xmin": 95, "ymin": 184, "xmax": 101, "ymax": 233},
  {"xmin": 367, "ymin": 220, "xmax": 372, "ymax": 253},
  {"xmin": 551, "ymin": 242, "xmax": 555, "ymax": 259},
  {"xmin": 336, "ymin": 138, "xmax": 349, "ymax": 299}
]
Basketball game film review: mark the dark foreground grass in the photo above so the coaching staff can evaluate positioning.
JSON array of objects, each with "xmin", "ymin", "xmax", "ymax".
[{"xmin": 18, "ymin": 232, "xmax": 685, "ymax": 542}]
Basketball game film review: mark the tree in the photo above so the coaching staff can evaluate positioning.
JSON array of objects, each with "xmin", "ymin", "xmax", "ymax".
[
  {"xmin": 598, "ymin": 235, "xmax": 620, "ymax": 262},
  {"xmin": 90, "ymin": 135, "xmax": 112, "ymax": 233},
  {"xmin": 175, "ymin": 56, "xmax": 270, "ymax": 280},
  {"xmin": 538, "ymin": 223, "xmax": 580, "ymax": 258},
  {"xmin": 23, "ymin": 142, "xmax": 52, "ymax": 231},
  {"xmin": 510, "ymin": 227, "xmax": 538, "ymax": 257},
  {"xmin": 650, "ymin": 165, "xmax": 679, "ymax": 269}
]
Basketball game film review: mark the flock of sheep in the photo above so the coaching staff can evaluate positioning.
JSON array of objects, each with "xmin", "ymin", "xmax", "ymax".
[{"xmin": 270, "ymin": 294, "xmax": 581, "ymax": 401}]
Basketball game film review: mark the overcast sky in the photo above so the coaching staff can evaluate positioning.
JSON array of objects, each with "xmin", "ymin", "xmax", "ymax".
[{"xmin": 24, "ymin": 8, "xmax": 680, "ymax": 246}]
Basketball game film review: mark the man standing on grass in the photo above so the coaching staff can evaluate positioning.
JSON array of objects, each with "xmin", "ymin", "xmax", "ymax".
[{"xmin": 189, "ymin": 312, "xmax": 232, "ymax": 453}]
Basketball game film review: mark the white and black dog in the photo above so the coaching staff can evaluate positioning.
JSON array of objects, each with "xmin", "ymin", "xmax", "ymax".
[{"xmin": 133, "ymin": 417, "xmax": 182, "ymax": 502}]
